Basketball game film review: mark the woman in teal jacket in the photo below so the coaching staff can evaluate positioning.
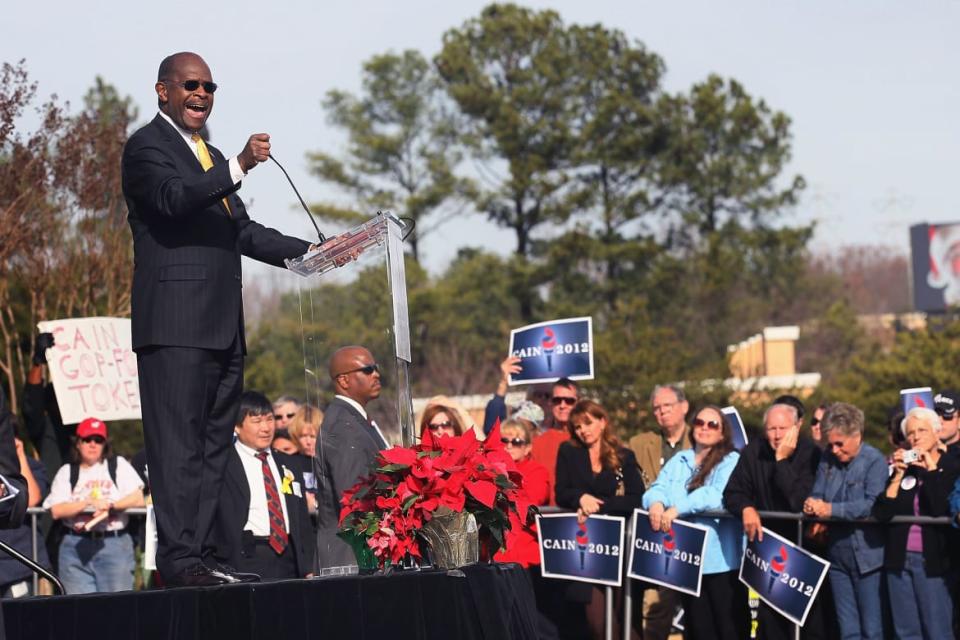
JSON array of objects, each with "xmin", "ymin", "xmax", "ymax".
[{"xmin": 642, "ymin": 405, "xmax": 746, "ymax": 640}]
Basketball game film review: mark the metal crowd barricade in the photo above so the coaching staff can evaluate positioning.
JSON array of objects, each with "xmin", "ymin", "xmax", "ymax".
[
  {"xmin": 538, "ymin": 506, "xmax": 955, "ymax": 640},
  {"xmin": 16, "ymin": 506, "xmax": 958, "ymax": 639},
  {"xmin": 23, "ymin": 506, "xmax": 148, "ymax": 594}
]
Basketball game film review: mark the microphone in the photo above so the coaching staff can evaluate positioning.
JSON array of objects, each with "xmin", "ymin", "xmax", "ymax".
[{"xmin": 267, "ymin": 153, "xmax": 325, "ymax": 243}]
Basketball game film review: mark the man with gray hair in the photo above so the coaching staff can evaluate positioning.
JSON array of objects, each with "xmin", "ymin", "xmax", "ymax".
[
  {"xmin": 724, "ymin": 401, "xmax": 821, "ymax": 639},
  {"xmin": 629, "ymin": 384, "xmax": 692, "ymax": 640}
]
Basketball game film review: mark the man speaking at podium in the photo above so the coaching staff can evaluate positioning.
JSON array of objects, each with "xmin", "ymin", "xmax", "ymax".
[{"xmin": 122, "ymin": 52, "xmax": 312, "ymax": 587}]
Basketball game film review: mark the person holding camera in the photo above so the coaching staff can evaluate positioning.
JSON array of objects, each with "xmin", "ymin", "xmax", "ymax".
[{"xmin": 874, "ymin": 407, "xmax": 958, "ymax": 639}]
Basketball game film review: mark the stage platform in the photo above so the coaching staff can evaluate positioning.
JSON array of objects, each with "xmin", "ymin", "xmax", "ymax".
[{"xmin": 3, "ymin": 563, "xmax": 538, "ymax": 640}]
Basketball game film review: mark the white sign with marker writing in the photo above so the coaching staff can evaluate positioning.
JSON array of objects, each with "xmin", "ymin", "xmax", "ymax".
[{"xmin": 37, "ymin": 317, "xmax": 141, "ymax": 424}]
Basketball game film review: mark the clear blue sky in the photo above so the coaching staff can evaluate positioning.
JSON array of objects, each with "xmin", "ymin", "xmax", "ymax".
[{"xmin": 4, "ymin": 1, "xmax": 957, "ymax": 283}]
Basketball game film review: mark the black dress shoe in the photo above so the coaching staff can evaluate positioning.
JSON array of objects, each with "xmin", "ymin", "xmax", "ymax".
[
  {"xmin": 211, "ymin": 563, "xmax": 260, "ymax": 584},
  {"xmin": 167, "ymin": 563, "xmax": 235, "ymax": 588}
]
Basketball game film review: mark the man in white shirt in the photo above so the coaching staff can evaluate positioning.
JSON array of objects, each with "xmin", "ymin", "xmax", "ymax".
[
  {"xmin": 213, "ymin": 392, "xmax": 313, "ymax": 580},
  {"xmin": 314, "ymin": 346, "xmax": 385, "ymax": 572}
]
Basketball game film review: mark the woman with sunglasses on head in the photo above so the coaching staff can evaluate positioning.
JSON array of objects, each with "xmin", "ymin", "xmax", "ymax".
[
  {"xmin": 642, "ymin": 405, "xmax": 747, "ymax": 640},
  {"xmin": 556, "ymin": 400, "xmax": 644, "ymax": 640},
  {"xmin": 42, "ymin": 418, "xmax": 145, "ymax": 594}
]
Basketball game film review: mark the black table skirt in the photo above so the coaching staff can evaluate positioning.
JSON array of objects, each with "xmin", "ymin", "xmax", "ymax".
[{"xmin": 3, "ymin": 563, "xmax": 539, "ymax": 640}]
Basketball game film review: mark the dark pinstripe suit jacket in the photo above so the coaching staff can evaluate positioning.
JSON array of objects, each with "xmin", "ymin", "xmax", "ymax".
[
  {"xmin": 122, "ymin": 114, "xmax": 309, "ymax": 352},
  {"xmin": 314, "ymin": 398, "xmax": 384, "ymax": 571}
]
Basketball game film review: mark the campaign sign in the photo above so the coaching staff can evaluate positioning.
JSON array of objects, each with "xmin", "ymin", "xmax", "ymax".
[
  {"xmin": 721, "ymin": 406, "xmax": 749, "ymax": 451},
  {"xmin": 900, "ymin": 387, "xmax": 935, "ymax": 415},
  {"xmin": 37, "ymin": 317, "xmax": 141, "ymax": 424},
  {"xmin": 739, "ymin": 527, "xmax": 830, "ymax": 627},
  {"xmin": 509, "ymin": 317, "xmax": 594, "ymax": 385},
  {"xmin": 627, "ymin": 509, "xmax": 708, "ymax": 596},
  {"xmin": 537, "ymin": 513, "xmax": 624, "ymax": 586}
]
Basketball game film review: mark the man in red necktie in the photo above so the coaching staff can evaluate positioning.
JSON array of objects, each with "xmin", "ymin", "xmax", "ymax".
[{"xmin": 212, "ymin": 392, "xmax": 314, "ymax": 581}]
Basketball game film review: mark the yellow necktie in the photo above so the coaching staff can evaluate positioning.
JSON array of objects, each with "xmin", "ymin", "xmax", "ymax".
[{"xmin": 192, "ymin": 134, "xmax": 231, "ymax": 215}]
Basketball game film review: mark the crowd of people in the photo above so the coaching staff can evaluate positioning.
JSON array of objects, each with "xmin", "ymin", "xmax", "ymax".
[
  {"xmin": 478, "ymin": 355, "xmax": 960, "ymax": 640},
  {"xmin": 9, "ymin": 329, "xmax": 960, "ymax": 640}
]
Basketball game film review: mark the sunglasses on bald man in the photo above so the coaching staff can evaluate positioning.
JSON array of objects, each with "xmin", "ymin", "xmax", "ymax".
[
  {"xmin": 336, "ymin": 363, "xmax": 381, "ymax": 377},
  {"xmin": 167, "ymin": 79, "xmax": 218, "ymax": 94}
]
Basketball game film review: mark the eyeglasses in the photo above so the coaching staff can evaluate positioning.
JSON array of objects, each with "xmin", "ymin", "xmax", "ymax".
[
  {"xmin": 428, "ymin": 421, "xmax": 454, "ymax": 431},
  {"xmin": 501, "ymin": 437, "xmax": 528, "ymax": 447},
  {"xmin": 551, "ymin": 397, "xmax": 576, "ymax": 406},
  {"xmin": 653, "ymin": 402, "xmax": 677, "ymax": 414},
  {"xmin": 80, "ymin": 436, "xmax": 106, "ymax": 445},
  {"xmin": 274, "ymin": 413, "xmax": 296, "ymax": 421},
  {"xmin": 692, "ymin": 418, "xmax": 721, "ymax": 430},
  {"xmin": 336, "ymin": 363, "xmax": 380, "ymax": 377},
  {"xmin": 811, "ymin": 417, "xmax": 820, "ymax": 426},
  {"xmin": 167, "ymin": 79, "xmax": 218, "ymax": 93}
]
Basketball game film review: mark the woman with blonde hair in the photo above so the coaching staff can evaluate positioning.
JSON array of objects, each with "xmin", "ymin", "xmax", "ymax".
[{"xmin": 288, "ymin": 405, "xmax": 322, "ymax": 515}]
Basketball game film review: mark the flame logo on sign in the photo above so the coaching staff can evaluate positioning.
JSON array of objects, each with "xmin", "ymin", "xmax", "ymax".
[
  {"xmin": 915, "ymin": 396, "xmax": 927, "ymax": 408},
  {"xmin": 542, "ymin": 328, "xmax": 557, "ymax": 371},
  {"xmin": 662, "ymin": 527, "xmax": 676, "ymax": 573},
  {"xmin": 768, "ymin": 544, "xmax": 788, "ymax": 591},
  {"xmin": 575, "ymin": 521, "xmax": 589, "ymax": 569}
]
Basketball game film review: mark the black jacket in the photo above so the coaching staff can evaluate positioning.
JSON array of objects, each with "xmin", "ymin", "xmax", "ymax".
[
  {"xmin": 122, "ymin": 114, "xmax": 309, "ymax": 352},
  {"xmin": 314, "ymin": 398, "xmax": 385, "ymax": 571},
  {"xmin": 872, "ymin": 453, "xmax": 959, "ymax": 576},
  {"xmin": 213, "ymin": 448, "xmax": 315, "ymax": 578},
  {"xmin": 555, "ymin": 443, "xmax": 645, "ymax": 516},
  {"xmin": 723, "ymin": 436, "xmax": 821, "ymax": 541}
]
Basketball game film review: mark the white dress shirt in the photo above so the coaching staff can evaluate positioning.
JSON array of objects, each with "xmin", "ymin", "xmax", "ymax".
[
  {"xmin": 234, "ymin": 440, "xmax": 290, "ymax": 536},
  {"xmin": 157, "ymin": 111, "xmax": 246, "ymax": 184}
]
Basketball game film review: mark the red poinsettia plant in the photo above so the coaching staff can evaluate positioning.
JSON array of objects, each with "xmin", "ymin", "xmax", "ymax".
[{"xmin": 338, "ymin": 421, "xmax": 536, "ymax": 569}]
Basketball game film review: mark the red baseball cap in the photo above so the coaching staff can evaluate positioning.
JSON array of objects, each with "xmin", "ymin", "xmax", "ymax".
[{"xmin": 76, "ymin": 418, "xmax": 108, "ymax": 439}]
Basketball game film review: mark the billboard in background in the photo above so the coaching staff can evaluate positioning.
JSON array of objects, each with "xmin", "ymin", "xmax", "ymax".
[{"xmin": 911, "ymin": 222, "xmax": 960, "ymax": 312}]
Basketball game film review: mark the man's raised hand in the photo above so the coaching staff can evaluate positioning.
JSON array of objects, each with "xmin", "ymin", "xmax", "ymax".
[{"xmin": 238, "ymin": 133, "xmax": 271, "ymax": 172}]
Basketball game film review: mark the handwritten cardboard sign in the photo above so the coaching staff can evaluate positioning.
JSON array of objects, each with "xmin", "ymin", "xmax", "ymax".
[{"xmin": 37, "ymin": 317, "xmax": 141, "ymax": 424}]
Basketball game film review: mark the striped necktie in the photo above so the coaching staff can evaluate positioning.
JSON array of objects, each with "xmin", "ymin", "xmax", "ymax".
[
  {"xmin": 191, "ymin": 133, "xmax": 231, "ymax": 215},
  {"xmin": 255, "ymin": 452, "xmax": 288, "ymax": 555}
]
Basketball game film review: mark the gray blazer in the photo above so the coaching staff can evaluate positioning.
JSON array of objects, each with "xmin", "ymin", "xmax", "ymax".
[{"xmin": 314, "ymin": 397, "xmax": 385, "ymax": 571}]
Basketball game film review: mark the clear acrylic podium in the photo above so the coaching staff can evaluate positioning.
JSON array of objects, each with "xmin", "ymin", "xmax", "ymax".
[{"xmin": 284, "ymin": 212, "xmax": 415, "ymax": 447}]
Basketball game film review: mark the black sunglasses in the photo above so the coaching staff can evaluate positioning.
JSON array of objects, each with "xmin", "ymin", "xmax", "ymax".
[
  {"xmin": 692, "ymin": 418, "xmax": 721, "ymax": 430},
  {"xmin": 811, "ymin": 417, "xmax": 820, "ymax": 426},
  {"xmin": 551, "ymin": 397, "xmax": 576, "ymax": 406},
  {"xmin": 428, "ymin": 421, "xmax": 454, "ymax": 431},
  {"xmin": 501, "ymin": 437, "xmax": 527, "ymax": 447},
  {"xmin": 168, "ymin": 79, "xmax": 218, "ymax": 93},
  {"xmin": 274, "ymin": 412, "xmax": 296, "ymax": 420},
  {"xmin": 80, "ymin": 436, "xmax": 106, "ymax": 444},
  {"xmin": 336, "ymin": 363, "xmax": 380, "ymax": 377}
]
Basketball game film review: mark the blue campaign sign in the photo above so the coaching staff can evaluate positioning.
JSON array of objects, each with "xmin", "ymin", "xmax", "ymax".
[
  {"xmin": 627, "ymin": 509, "xmax": 708, "ymax": 596},
  {"xmin": 721, "ymin": 406, "xmax": 749, "ymax": 451},
  {"xmin": 509, "ymin": 317, "xmax": 594, "ymax": 385},
  {"xmin": 900, "ymin": 387, "xmax": 934, "ymax": 414},
  {"xmin": 739, "ymin": 527, "xmax": 830, "ymax": 627},
  {"xmin": 537, "ymin": 514, "xmax": 624, "ymax": 587}
]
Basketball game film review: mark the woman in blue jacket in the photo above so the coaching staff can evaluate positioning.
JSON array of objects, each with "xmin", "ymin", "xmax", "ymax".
[
  {"xmin": 803, "ymin": 402, "xmax": 887, "ymax": 640},
  {"xmin": 642, "ymin": 405, "xmax": 745, "ymax": 640}
]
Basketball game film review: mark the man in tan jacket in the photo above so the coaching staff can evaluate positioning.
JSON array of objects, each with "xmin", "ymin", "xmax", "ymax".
[{"xmin": 629, "ymin": 384, "xmax": 692, "ymax": 640}]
